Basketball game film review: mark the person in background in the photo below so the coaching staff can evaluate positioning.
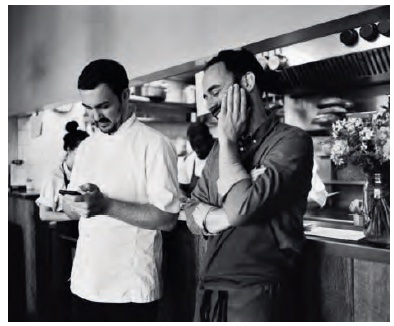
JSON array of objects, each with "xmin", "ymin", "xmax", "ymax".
[
  {"xmin": 36, "ymin": 121, "xmax": 89, "ymax": 221},
  {"xmin": 178, "ymin": 122, "xmax": 215, "ymax": 198},
  {"xmin": 61, "ymin": 59, "xmax": 180, "ymax": 322},
  {"xmin": 307, "ymin": 159, "xmax": 329, "ymax": 208},
  {"xmin": 185, "ymin": 49, "xmax": 314, "ymax": 322}
]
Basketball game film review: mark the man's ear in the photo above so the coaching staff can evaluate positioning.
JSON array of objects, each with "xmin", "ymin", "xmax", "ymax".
[
  {"xmin": 241, "ymin": 72, "xmax": 256, "ymax": 92},
  {"xmin": 122, "ymin": 88, "xmax": 130, "ymax": 104}
]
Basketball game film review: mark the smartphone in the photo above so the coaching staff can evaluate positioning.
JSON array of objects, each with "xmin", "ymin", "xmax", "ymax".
[{"xmin": 59, "ymin": 189, "xmax": 82, "ymax": 196}]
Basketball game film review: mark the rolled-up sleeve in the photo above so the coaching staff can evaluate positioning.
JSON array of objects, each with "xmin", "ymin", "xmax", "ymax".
[
  {"xmin": 184, "ymin": 145, "xmax": 217, "ymax": 235},
  {"xmin": 36, "ymin": 170, "xmax": 63, "ymax": 212},
  {"xmin": 146, "ymin": 138, "xmax": 180, "ymax": 214},
  {"xmin": 217, "ymin": 162, "xmax": 249, "ymax": 198},
  {"xmin": 222, "ymin": 131, "xmax": 313, "ymax": 223}
]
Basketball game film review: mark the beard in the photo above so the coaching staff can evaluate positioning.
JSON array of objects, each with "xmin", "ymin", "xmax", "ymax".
[{"xmin": 95, "ymin": 106, "xmax": 124, "ymax": 134}]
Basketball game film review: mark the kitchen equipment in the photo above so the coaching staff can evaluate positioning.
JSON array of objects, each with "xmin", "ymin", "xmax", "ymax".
[
  {"xmin": 340, "ymin": 29, "xmax": 359, "ymax": 46},
  {"xmin": 141, "ymin": 84, "xmax": 166, "ymax": 102},
  {"xmin": 162, "ymin": 80, "xmax": 185, "ymax": 103},
  {"xmin": 360, "ymin": 23, "xmax": 379, "ymax": 42},
  {"xmin": 318, "ymin": 107, "xmax": 348, "ymax": 115},
  {"xmin": 183, "ymin": 85, "xmax": 196, "ymax": 104},
  {"xmin": 129, "ymin": 94, "xmax": 150, "ymax": 102},
  {"xmin": 377, "ymin": 19, "xmax": 390, "ymax": 37},
  {"xmin": 9, "ymin": 160, "xmax": 27, "ymax": 190},
  {"xmin": 256, "ymin": 52, "xmax": 270, "ymax": 70},
  {"xmin": 317, "ymin": 97, "xmax": 354, "ymax": 110},
  {"xmin": 26, "ymin": 178, "xmax": 34, "ymax": 191},
  {"xmin": 312, "ymin": 113, "xmax": 341, "ymax": 126},
  {"xmin": 268, "ymin": 49, "xmax": 287, "ymax": 71}
]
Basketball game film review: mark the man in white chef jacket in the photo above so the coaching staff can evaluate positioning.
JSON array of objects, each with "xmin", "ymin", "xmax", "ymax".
[{"xmin": 62, "ymin": 59, "xmax": 180, "ymax": 322}]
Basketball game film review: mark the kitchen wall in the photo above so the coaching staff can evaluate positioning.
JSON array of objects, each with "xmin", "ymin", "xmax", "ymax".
[
  {"xmin": 8, "ymin": 105, "xmax": 190, "ymax": 190},
  {"xmin": 9, "ymin": 104, "xmax": 86, "ymax": 190},
  {"xmin": 9, "ymin": 5, "xmax": 379, "ymax": 116}
]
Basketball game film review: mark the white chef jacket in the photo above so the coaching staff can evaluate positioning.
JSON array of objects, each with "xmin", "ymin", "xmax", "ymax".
[
  {"xmin": 36, "ymin": 161, "xmax": 70, "ymax": 212},
  {"xmin": 68, "ymin": 114, "xmax": 180, "ymax": 303}
]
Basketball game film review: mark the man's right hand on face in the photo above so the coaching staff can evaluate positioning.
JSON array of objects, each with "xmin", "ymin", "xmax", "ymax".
[{"xmin": 218, "ymin": 84, "xmax": 248, "ymax": 143}]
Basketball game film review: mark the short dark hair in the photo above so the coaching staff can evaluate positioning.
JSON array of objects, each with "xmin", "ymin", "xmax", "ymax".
[
  {"xmin": 187, "ymin": 122, "xmax": 212, "ymax": 141},
  {"xmin": 78, "ymin": 59, "xmax": 129, "ymax": 101},
  {"xmin": 204, "ymin": 49, "xmax": 280, "ymax": 94},
  {"xmin": 63, "ymin": 121, "xmax": 89, "ymax": 151}
]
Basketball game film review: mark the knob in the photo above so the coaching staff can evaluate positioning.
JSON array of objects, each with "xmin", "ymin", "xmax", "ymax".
[
  {"xmin": 360, "ymin": 23, "xmax": 379, "ymax": 41},
  {"xmin": 378, "ymin": 19, "xmax": 390, "ymax": 37},
  {"xmin": 340, "ymin": 29, "xmax": 359, "ymax": 46}
]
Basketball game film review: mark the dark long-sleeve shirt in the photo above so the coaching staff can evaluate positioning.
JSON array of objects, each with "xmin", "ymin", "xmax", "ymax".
[{"xmin": 185, "ymin": 114, "xmax": 313, "ymax": 289}]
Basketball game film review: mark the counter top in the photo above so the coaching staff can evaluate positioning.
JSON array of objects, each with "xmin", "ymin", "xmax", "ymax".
[
  {"xmin": 55, "ymin": 215, "xmax": 389, "ymax": 264},
  {"xmin": 304, "ymin": 218, "xmax": 389, "ymax": 264},
  {"xmin": 9, "ymin": 189, "xmax": 40, "ymax": 199}
]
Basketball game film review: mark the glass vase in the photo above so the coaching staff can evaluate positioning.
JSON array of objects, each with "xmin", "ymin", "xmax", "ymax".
[{"xmin": 363, "ymin": 173, "xmax": 390, "ymax": 245}]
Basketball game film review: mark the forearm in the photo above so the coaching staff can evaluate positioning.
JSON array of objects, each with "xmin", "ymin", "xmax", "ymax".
[
  {"xmin": 188, "ymin": 202, "xmax": 232, "ymax": 235},
  {"xmin": 62, "ymin": 202, "xmax": 82, "ymax": 220},
  {"xmin": 39, "ymin": 205, "xmax": 72, "ymax": 222},
  {"xmin": 217, "ymin": 138, "xmax": 249, "ymax": 198},
  {"xmin": 204, "ymin": 207, "xmax": 231, "ymax": 234},
  {"xmin": 40, "ymin": 210, "xmax": 71, "ymax": 222},
  {"xmin": 105, "ymin": 198, "xmax": 178, "ymax": 232}
]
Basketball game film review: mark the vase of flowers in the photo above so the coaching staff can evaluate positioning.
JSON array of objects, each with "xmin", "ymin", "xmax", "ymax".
[{"xmin": 330, "ymin": 105, "xmax": 390, "ymax": 245}]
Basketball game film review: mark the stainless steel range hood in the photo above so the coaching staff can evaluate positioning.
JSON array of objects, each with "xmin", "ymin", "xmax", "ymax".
[
  {"xmin": 263, "ymin": 29, "xmax": 390, "ymax": 96},
  {"xmin": 277, "ymin": 45, "xmax": 389, "ymax": 95}
]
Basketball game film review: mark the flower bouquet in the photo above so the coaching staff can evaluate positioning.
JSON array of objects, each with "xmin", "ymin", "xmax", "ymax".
[
  {"xmin": 330, "ymin": 106, "xmax": 390, "ymax": 176},
  {"xmin": 330, "ymin": 103, "xmax": 390, "ymax": 245}
]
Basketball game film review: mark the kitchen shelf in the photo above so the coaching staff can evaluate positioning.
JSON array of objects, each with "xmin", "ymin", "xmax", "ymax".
[
  {"xmin": 322, "ymin": 180, "xmax": 365, "ymax": 186},
  {"xmin": 131, "ymin": 100, "xmax": 196, "ymax": 123},
  {"xmin": 130, "ymin": 100, "xmax": 196, "ymax": 113}
]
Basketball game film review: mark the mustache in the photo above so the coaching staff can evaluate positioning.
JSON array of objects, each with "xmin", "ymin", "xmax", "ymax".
[
  {"xmin": 209, "ymin": 103, "xmax": 221, "ymax": 118},
  {"xmin": 96, "ymin": 118, "xmax": 111, "ymax": 124}
]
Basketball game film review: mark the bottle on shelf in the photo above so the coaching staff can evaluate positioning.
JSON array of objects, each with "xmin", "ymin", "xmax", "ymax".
[{"xmin": 363, "ymin": 173, "xmax": 390, "ymax": 245}]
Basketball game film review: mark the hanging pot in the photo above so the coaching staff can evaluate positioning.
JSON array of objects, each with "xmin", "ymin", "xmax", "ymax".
[
  {"xmin": 256, "ymin": 52, "xmax": 270, "ymax": 70},
  {"xmin": 268, "ymin": 49, "xmax": 287, "ymax": 71}
]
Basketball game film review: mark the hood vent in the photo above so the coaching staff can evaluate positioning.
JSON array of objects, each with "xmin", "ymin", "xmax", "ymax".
[{"xmin": 277, "ymin": 45, "xmax": 389, "ymax": 96}]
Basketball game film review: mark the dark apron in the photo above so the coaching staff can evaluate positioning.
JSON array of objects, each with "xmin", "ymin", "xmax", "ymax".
[{"xmin": 194, "ymin": 282, "xmax": 295, "ymax": 322}]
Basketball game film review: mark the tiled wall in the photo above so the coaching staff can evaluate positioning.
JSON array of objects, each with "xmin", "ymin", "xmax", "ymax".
[
  {"xmin": 10, "ymin": 103, "xmax": 87, "ymax": 190},
  {"xmin": 9, "ymin": 104, "xmax": 191, "ymax": 191},
  {"xmin": 8, "ymin": 117, "xmax": 18, "ymax": 163}
]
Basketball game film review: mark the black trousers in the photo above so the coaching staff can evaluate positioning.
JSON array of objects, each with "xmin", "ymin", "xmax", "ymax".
[
  {"xmin": 71, "ymin": 294, "xmax": 159, "ymax": 322},
  {"xmin": 194, "ymin": 282, "xmax": 295, "ymax": 322}
]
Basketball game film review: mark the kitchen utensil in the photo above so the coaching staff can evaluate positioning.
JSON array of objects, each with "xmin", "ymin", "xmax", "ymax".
[
  {"xmin": 162, "ymin": 80, "xmax": 185, "ymax": 103},
  {"xmin": 312, "ymin": 113, "xmax": 341, "ymax": 126},
  {"xmin": 141, "ymin": 84, "xmax": 166, "ymax": 102},
  {"xmin": 327, "ymin": 191, "xmax": 340, "ymax": 198},
  {"xmin": 183, "ymin": 85, "xmax": 196, "ymax": 104},
  {"xmin": 9, "ymin": 160, "xmax": 27, "ymax": 190},
  {"xmin": 340, "ymin": 29, "xmax": 359, "ymax": 46},
  {"xmin": 318, "ymin": 107, "xmax": 348, "ymax": 115},
  {"xmin": 377, "ymin": 19, "xmax": 390, "ymax": 37},
  {"xmin": 256, "ymin": 52, "xmax": 270, "ymax": 70},
  {"xmin": 268, "ymin": 49, "xmax": 287, "ymax": 71},
  {"xmin": 360, "ymin": 23, "xmax": 379, "ymax": 42},
  {"xmin": 129, "ymin": 94, "xmax": 150, "ymax": 102},
  {"xmin": 317, "ymin": 97, "xmax": 354, "ymax": 110}
]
